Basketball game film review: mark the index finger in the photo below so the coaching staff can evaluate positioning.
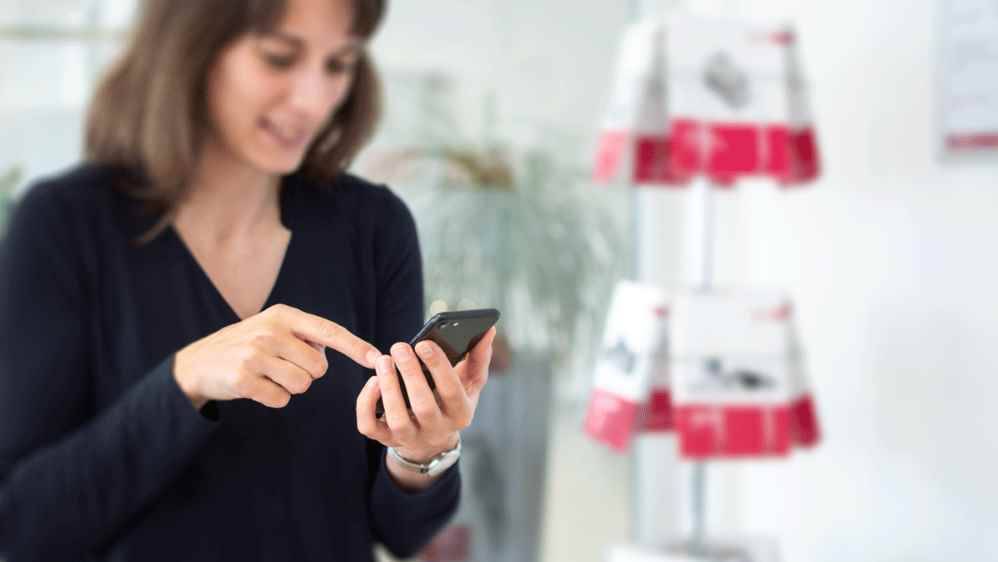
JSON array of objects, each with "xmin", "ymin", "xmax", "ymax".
[{"xmin": 274, "ymin": 306, "xmax": 378, "ymax": 368}]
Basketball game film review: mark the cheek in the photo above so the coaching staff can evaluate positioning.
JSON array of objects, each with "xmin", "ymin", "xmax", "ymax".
[{"xmin": 207, "ymin": 61, "xmax": 275, "ymax": 137}]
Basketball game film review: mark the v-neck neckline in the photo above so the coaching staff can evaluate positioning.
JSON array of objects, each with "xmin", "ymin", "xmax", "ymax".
[{"xmin": 167, "ymin": 176, "xmax": 299, "ymax": 323}]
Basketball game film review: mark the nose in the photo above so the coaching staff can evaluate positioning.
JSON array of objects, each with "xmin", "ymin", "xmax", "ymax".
[{"xmin": 287, "ymin": 66, "xmax": 347, "ymax": 123}]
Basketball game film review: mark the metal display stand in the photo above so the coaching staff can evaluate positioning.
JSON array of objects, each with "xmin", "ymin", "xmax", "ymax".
[
  {"xmin": 626, "ymin": 0, "xmax": 727, "ymax": 553},
  {"xmin": 681, "ymin": 179, "xmax": 716, "ymax": 554}
]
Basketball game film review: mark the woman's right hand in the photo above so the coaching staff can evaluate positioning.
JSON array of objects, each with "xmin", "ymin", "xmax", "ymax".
[{"xmin": 173, "ymin": 304, "xmax": 379, "ymax": 410}]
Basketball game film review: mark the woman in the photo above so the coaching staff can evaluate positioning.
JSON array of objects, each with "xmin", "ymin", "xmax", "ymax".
[{"xmin": 0, "ymin": 0, "xmax": 494, "ymax": 560}]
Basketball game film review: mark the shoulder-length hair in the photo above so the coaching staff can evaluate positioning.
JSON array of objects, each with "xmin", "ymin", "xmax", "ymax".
[{"xmin": 85, "ymin": 0, "xmax": 387, "ymax": 245}]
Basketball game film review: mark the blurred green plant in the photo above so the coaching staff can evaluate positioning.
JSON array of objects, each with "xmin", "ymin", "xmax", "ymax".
[
  {"xmin": 365, "ymin": 85, "xmax": 628, "ymax": 371},
  {"xmin": 0, "ymin": 165, "xmax": 22, "ymax": 238}
]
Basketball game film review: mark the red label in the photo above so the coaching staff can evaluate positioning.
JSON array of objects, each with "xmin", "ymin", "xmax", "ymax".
[
  {"xmin": 946, "ymin": 133, "xmax": 998, "ymax": 150},
  {"xmin": 670, "ymin": 118, "xmax": 819, "ymax": 187},
  {"xmin": 594, "ymin": 131, "xmax": 628, "ymax": 182},
  {"xmin": 674, "ymin": 404, "xmax": 793, "ymax": 459},
  {"xmin": 789, "ymin": 394, "xmax": 821, "ymax": 447},
  {"xmin": 642, "ymin": 388, "xmax": 674, "ymax": 432},
  {"xmin": 584, "ymin": 388, "xmax": 642, "ymax": 451},
  {"xmin": 593, "ymin": 130, "xmax": 691, "ymax": 186},
  {"xmin": 781, "ymin": 129, "xmax": 820, "ymax": 185},
  {"xmin": 595, "ymin": 123, "xmax": 819, "ymax": 187},
  {"xmin": 634, "ymin": 134, "xmax": 687, "ymax": 186}
]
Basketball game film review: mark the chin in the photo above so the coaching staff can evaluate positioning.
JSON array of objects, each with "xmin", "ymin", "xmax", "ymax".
[
  {"xmin": 251, "ymin": 153, "xmax": 306, "ymax": 176},
  {"xmin": 272, "ymin": 160, "xmax": 304, "ymax": 175}
]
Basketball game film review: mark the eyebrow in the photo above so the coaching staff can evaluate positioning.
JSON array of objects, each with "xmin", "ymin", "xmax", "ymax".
[{"xmin": 263, "ymin": 31, "xmax": 363, "ymax": 57}]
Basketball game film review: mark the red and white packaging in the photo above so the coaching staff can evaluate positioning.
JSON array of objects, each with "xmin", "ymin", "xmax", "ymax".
[
  {"xmin": 781, "ymin": 32, "xmax": 821, "ymax": 185},
  {"xmin": 593, "ymin": 20, "xmax": 687, "ymax": 186},
  {"xmin": 584, "ymin": 281, "xmax": 671, "ymax": 451},
  {"xmin": 785, "ymin": 315, "xmax": 821, "ymax": 447},
  {"xmin": 670, "ymin": 290, "xmax": 820, "ymax": 459},
  {"xmin": 641, "ymin": 348, "xmax": 675, "ymax": 433},
  {"xmin": 664, "ymin": 15, "xmax": 820, "ymax": 186}
]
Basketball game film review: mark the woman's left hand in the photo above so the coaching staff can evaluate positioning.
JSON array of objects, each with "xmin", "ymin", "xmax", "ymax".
[{"xmin": 356, "ymin": 326, "xmax": 497, "ymax": 465}]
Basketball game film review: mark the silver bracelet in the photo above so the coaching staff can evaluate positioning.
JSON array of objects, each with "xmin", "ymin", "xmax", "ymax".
[{"xmin": 387, "ymin": 435, "xmax": 462, "ymax": 476}]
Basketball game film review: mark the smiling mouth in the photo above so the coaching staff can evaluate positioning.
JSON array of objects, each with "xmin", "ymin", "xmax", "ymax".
[{"xmin": 261, "ymin": 118, "xmax": 308, "ymax": 149}]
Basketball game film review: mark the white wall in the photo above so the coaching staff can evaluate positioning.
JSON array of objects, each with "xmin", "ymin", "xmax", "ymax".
[
  {"xmin": 370, "ymin": 0, "xmax": 631, "ymax": 152},
  {"xmin": 0, "ymin": 0, "xmax": 132, "ymax": 194},
  {"xmin": 721, "ymin": 0, "xmax": 998, "ymax": 560}
]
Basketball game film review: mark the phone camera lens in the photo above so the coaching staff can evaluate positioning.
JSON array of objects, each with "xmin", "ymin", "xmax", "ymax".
[
  {"xmin": 453, "ymin": 322, "xmax": 461, "ymax": 327},
  {"xmin": 441, "ymin": 323, "xmax": 449, "ymax": 328}
]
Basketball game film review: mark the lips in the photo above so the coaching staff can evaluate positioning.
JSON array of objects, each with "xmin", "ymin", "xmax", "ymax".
[{"xmin": 261, "ymin": 118, "xmax": 308, "ymax": 149}]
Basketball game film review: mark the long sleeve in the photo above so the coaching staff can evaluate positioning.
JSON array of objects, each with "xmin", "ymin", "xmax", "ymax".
[
  {"xmin": 365, "ymin": 186, "xmax": 461, "ymax": 559},
  {"xmin": 0, "ymin": 183, "xmax": 219, "ymax": 562}
]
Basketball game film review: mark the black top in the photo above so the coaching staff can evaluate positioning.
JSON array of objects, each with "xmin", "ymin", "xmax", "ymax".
[{"xmin": 0, "ymin": 164, "xmax": 460, "ymax": 562}]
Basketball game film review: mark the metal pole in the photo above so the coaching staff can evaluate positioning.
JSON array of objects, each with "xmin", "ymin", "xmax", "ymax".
[
  {"xmin": 627, "ymin": 0, "xmax": 644, "ymax": 545},
  {"xmin": 628, "ymin": 0, "xmax": 714, "ymax": 551},
  {"xmin": 689, "ymin": 179, "xmax": 714, "ymax": 553}
]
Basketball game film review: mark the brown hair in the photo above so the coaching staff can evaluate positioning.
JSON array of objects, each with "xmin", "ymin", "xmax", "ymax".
[{"xmin": 85, "ymin": 0, "xmax": 387, "ymax": 245}]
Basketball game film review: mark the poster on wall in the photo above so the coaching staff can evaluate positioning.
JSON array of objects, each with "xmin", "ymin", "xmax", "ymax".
[{"xmin": 938, "ymin": 0, "xmax": 998, "ymax": 158}]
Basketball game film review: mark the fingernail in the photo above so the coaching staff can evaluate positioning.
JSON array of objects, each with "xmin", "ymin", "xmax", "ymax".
[{"xmin": 416, "ymin": 342, "xmax": 432, "ymax": 358}]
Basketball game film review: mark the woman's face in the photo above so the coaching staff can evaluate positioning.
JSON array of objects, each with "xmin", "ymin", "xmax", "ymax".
[{"xmin": 205, "ymin": 0, "xmax": 362, "ymax": 175}]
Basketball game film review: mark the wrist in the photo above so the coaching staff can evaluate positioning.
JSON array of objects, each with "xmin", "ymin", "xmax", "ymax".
[
  {"xmin": 172, "ymin": 350, "xmax": 207, "ymax": 410},
  {"xmin": 394, "ymin": 432, "xmax": 460, "ymax": 464},
  {"xmin": 385, "ymin": 453, "xmax": 438, "ymax": 491},
  {"xmin": 386, "ymin": 433, "xmax": 462, "ymax": 487}
]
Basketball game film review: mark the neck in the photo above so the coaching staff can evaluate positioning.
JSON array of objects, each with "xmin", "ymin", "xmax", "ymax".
[{"xmin": 174, "ymin": 140, "xmax": 285, "ymax": 247}]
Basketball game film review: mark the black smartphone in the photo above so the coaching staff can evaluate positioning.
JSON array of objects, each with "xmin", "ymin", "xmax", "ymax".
[{"xmin": 374, "ymin": 308, "xmax": 501, "ymax": 418}]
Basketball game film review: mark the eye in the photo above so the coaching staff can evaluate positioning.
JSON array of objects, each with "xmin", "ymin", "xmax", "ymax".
[
  {"xmin": 262, "ymin": 51, "xmax": 296, "ymax": 69},
  {"xmin": 326, "ymin": 58, "xmax": 357, "ymax": 75}
]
